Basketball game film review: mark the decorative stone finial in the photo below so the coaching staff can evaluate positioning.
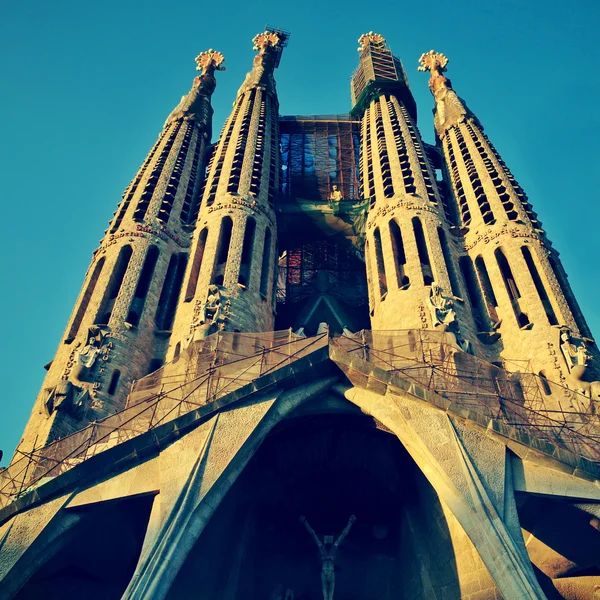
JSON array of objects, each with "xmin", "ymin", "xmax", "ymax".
[
  {"xmin": 252, "ymin": 31, "xmax": 281, "ymax": 53},
  {"xmin": 195, "ymin": 49, "xmax": 226, "ymax": 75},
  {"xmin": 418, "ymin": 50, "xmax": 453, "ymax": 98},
  {"xmin": 418, "ymin": 50, "xmax": 448, "ymax": 76},
  {"xmin": 357, "ymin": 32, "xmax": 386, "ymax": 52}
]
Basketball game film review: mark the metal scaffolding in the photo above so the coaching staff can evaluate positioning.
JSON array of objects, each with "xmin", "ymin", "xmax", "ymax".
[
  {"xmin": 0, "ymin": 330, "xmax": 326, "ymax": 508},
  {"xmin": 3, "ymin": 329, "xmax": 599, "ymax": 510},
  {"xmin": 334, "ymin": 330, "xmax": 600, "ymax": 463}
]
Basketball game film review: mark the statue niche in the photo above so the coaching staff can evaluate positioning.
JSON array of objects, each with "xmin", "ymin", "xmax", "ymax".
[
  {"xmin": 190, "ymin": 285, "xmax": 231, "ymax": 341},
  {"xmin": 73, "ymin": 325, "xmax": 111, "ymax": 382}
]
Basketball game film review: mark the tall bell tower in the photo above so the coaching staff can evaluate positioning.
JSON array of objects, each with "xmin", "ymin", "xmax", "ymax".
[
  {"xmin": 352, "ymin": 33, "xmax": 477, "ymax": 348},
  {"xmin": 168, "ymin": 30, "xmax": 288, "ymax": 357},
  {"xmin": 16, "ymin": 49, "xmax": 223, "ymax": 453},
  {"xmin": 419, "ymin": 50, "xmax": 599, "ymax": 402}
]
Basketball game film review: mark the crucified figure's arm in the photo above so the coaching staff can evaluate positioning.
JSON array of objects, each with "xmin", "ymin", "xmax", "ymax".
[
  {"xmin": 334, "ymin": 514, "xmax": 356, "ymax": 548},
  {"xmin": 300, "ymin": 515, "xmax": 322, "ymax": 548}
]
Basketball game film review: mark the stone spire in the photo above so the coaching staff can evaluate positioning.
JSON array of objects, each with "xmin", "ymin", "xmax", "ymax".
[
  {"xmin": 16, "ymin": 51, "xmax": 222, "ymax": 454},
  {"xmin": 167, "ymin": 31, "xmax": 287, "ymax": 355},
  {"xmin": 420, "ymin": 50, "xmax": 598, "ymax": 399},
  {"xmin": 351, "ymin": 35, "xmax": 477, "ymax": 346},
  {"xmin": 417, "ymin": 50, "xmax": 472, "ymax": 138},
  {"xmin": 165, "ymin": 49, "xmax": 225, "ymax": 129}
]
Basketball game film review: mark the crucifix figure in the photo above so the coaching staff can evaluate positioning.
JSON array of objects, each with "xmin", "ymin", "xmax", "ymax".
[{"xmin": 300, "ymin": 514, "xmax": 356, "ymax": 600}]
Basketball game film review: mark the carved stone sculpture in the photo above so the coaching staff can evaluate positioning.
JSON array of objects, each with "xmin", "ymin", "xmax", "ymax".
[
  {"xmin": 74, "ymin": 325, "xmax": 110, "ymax": 381},
  {"xmin": 300, "ymin": 514, "xmax": 356, "ymax": 600},
  {"xmin": 560, "ymin": 327, "xmax": 591, "ymax": 378},
  {"xmin": 427, "ymin": 282, "xmax": 457, "ymax": 331},
  {"xmin": 44, "ymin": 382, "xmax": 89, "ymax": 417}
]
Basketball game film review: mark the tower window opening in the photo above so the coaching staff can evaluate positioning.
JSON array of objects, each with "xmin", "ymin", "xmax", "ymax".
[
  {"xmin": 211, "ymin": 217, "xmax": 233, "ymax": 286},
  {"xmin": 364, "ymin": 240, "xmax": 375, "ymax": 312},
  {"xmin": 110, "ymin": 132, "xmax": 165, "ymax": 234},
  {"xmin": 548, "ymin": 255, "xmax": 592, "ymax": 338},
  {"xmin": 185, "ymin": 227, "xmax": 208, "ymax": 301},
  {"xmin": 397, "ymin": 103, "xmax": 438, "ymax": 204},
  {"xmin": 408, "ymin": 329, "xmax": 417, "ymax": 352},
  {"xmin": 459, "ymin": 256, "xmax": 489, "ymax": 332},
  {"xmin": 495, "ymin": 248, "xmax": 530, "ymax": 328},
  {"xmin": 363, "ymin": 109, "xmax": 375, "ymax": 201},
  {"xmin": 66, "ymin": 257, "xmax": 105, "ymax": 342},
  {"xmin": 133, "ymin": 122, "xmax": 181, "ymax": 221},
  {"xmin": 107, "ymin": 370, "xmax": 121, "ymax": 396},
  {"xmin": 249, "ymin": 97, "xmax": 267, "ymax": 197},
  {"xmin": 374, "ymin": 100, "xmax": 394, "ymax": 199},
  {"xmin": 538, "ymin": 371, "xmax": 552, "ymax": 396},
  {"xmin": 454, "ymin": 128, "xmax": 495, "ymax": 225},
  {"xmin": 412, "ymin": 217, "xmax": 433, "ymax": 285},
  {"xmin": 260, "ymin": 228, "xmax": 272, "ymax": 299},
  {"xmin": 95, "ymin": 245, "xmax": 133, "ymax": 325},
  {"xmin": 228, "ymin": 90, "xmax": 257, "ymax": 194},
  {"xmin": 180, "ymin": 127, "xmax": 203, "ymax": 225},
  {"xmin": 474, "ymin": 255, "xmax": 499, "ymax": 326},
  {"xmin": 148, "ymin": 358, "xmax": 163, "ymax": 374},
  {"xmin": 158, "ymin": 123, "xmax": 193, "ymax": 224},
  {"xmin": 156, "ymin": 253, "xmax": 188, "ymax": 331},
  {"xmin": 437, "ymin": 228, "xmax": 460, "ymax": 297},
  {"xmin": 239, "ymin": 218, "xmax": 256, "ymax": 287},
  {"xmin": 373, "ymin": 227, "xmax": 388, "ymax": 298},
  {"xmin": 126, "ymin": 246, "xmax": 159, "ymax": 326},
  {"xmin": 445, "ymin": 134, "xmax": 471, "ymax": 227},
  {"xmin": 390, "ymin": 220, "xmax": 409, "ymax": 289},
  {"xmin": 387, "ymin": 98, "xmax": 416, "ymax": 196},
  {"xmin": 204, "ymin": 99, "xmax": 243, "ymax": 208},
  {"xmin": 521, "ymin": 246, "xmax": 558, "ymax": 325}
]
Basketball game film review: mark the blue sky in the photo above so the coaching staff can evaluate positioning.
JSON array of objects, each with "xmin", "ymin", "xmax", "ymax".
[{"xmin": 1, "ymin": 0, "xmax": 599, "ymax": 463}]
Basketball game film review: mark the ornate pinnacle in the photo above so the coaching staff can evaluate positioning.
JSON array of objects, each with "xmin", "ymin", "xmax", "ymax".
[
  {"xmin": 418, "ymin": 50, "xmax": 448, "ymax": 76},
  {"xmin": 252, "ymin": 31, "xmax": 281, "ymax": 53},
  {"xmin": 418, "ymin": 50, "xmax": 451, "ymax": 96},
  {"xmin": 357, "ymin": 32, "xmax": 386, "ymax": 52},
  {"xmin": 195, "ymin": 49, "xmax": 226, "ymax": 75}
]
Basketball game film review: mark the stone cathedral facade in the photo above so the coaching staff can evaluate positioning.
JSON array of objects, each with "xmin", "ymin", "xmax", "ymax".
[{"xmin": 2, "ymin": 30, "xmax": 600, "ymax": 600}]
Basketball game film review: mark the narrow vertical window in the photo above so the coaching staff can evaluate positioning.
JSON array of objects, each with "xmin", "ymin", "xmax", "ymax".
[
  {"xmin": 495, "ymin": 248, "xmax": 530, "ymax": 328},
  {"xmin": 185, "ymin": 227, "xmax": 208, "ymax": 301},
  {"xmin": 364, "ymin": 240, "xmax": 375, "ymax": 311},
  {"xmin": 408, "ymin": 330, "xmax": 417, "ymax": 352},
  {"xmin": 475, "ymin": 256, "xmax": 499, "ymax": 326},
  {"xmin": 389, "ymin": 220, "xmax": 409, "ymax": 289},
  {"xmin": 459, "ymin": 256, "xmax": 489, "ymax": 331},
  {"xmin": 107, "ymin": 370, "xmax": 120, "ymax": 395},
  {"xmin": 412, "ymin": 217, "xmax": 433, "ymax": 285},
  {"xmin": 260, "ymin": 228, "xmax": 272, "ymax": 299},
  {"xmin": 521, "ymin": 246, "xmax": 558, "ymax": 325},
  {"xmin": 156, "ymin": 253, "xmax": 188, "ymax": 330},
  {"xmin": 373, "ymin": 227, "xmax": 388, "ymax": 298},
  {"xmin": 66, "ymin": 257, "xmax": 105, "ymax": 342},
  {"xmin": 95, "ymin": 245, "xmax": 133, "ymax": 325},
  {"xmin": 437, "ymin": 228, "xmax": 460, "ymax": 296},
  {"xmin": 538, "ymin": 371, "xmax": 552, "ymax": 396},
  {"xmin": 239, "ymin": 218, "xmax": 256, "ymax": 287},
  {"xmin": 211, "ymin": 217, "xmax": 233, "ymax": 286},
  {"xmin": 127, "ymin": 246, "xmax": 159, "ymax": 326}
]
